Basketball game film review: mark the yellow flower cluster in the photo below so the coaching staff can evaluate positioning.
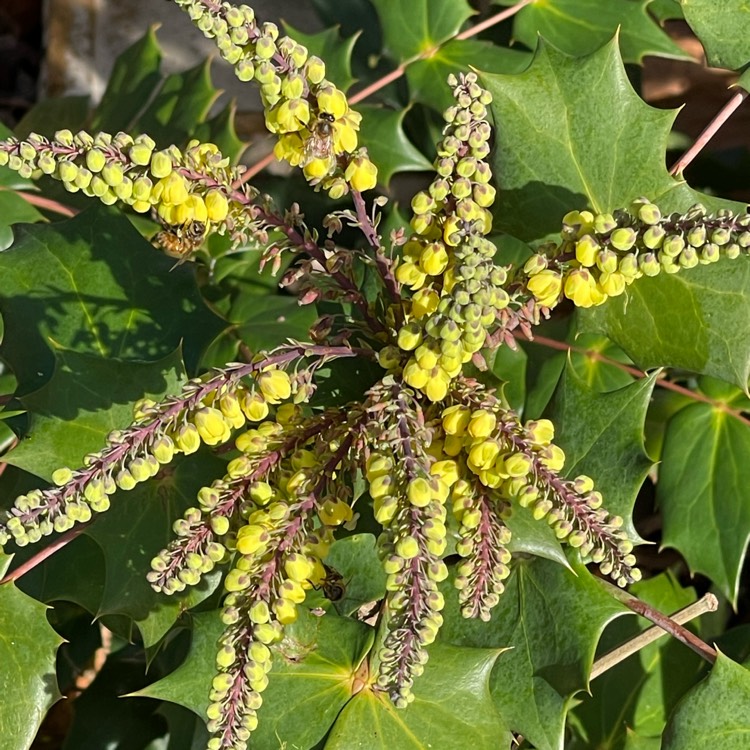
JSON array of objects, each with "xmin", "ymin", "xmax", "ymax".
[{"xmin": 173, "ymin": 0, "xmax": 377, "ymax": 195}]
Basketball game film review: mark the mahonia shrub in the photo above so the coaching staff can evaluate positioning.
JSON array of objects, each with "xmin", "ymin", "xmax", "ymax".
[{"xmin": 2, "ymin": 1, "xmax": 750, "ymax": 748}]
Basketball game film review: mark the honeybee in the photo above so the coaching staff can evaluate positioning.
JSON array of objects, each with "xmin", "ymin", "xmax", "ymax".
[
  {"xmin": 153, "ymin": 220, "xmax": 206, "ymax": 264},
  {"xmin": 303, "ymin": 112, "xmax": 337, "ymax": 173},
  {"xmin": 318, "ymin": 563, "xmax": 346, "ymax": 602}
]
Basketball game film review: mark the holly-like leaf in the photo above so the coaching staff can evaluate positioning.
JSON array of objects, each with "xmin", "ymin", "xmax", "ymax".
[
  {"xmin": 86, "ymin": 454, "xmax": 227, "ymax": 648},
  {"xmin": 406, "ymin": 39, "xmax": 530, "ymax": 112},
  {"xmin": 91, "ymin": 26, "xmax": 163, "ymax": 133},
  {"xmin": 681, "ymin": 0, "xmax": 750, "ymax": 71},
  {"xmin": 5, "ymin": 349, "xmax": 185, "ymax": 481},
  {"xmin": 662, "ymin": 651, "xmax": 750, "ymax": 748},
  {"xmin": 567, "ymin": 332, "xmax": 636, "ymax": 393},
  {"xmin": 482, "ymin": 38, "xmax": 736, "ymax": 244},
  {"xmin": 325, "ymin": 642, "xmax": 510, "ymax": 749},
  {"xmin": 136, "ymin": 59, "xmax": 220, "ymax": 149},
  {"xmin": 502, "ymin": 0, "xmax": 690, "ymax": 63},
  {"xmin": 0, "ymin": 561, "xmax": 64, "ymax": 750},
  {"xmin": 370, "ymin": 0, "xmax": 474, "ymax": 62},
  {"xmin": 581, "ymin": 258, "xmax": 750, "ymax": 391},
  {"xmin": 192, "ymin": 99, "xmax": 248, "ymax": 164},
  {"xmin": 441, "ymin": 555, "xmax": 627, "ymax": 750},
  {"xmin": 546, "ymin": 362, "xmax": 656, "ymax": 538},
  {"xmin": 505, "ymin": 498, "xmax": 570, "ymax": 570},
  {"xmin": 657, "ymin": 398, "xmax": 750, "ymax": 606},
  {"xmin": 0, "ymin": 206, "xmax": 225, "ymax": 394},
  {"xmin": 138, "ymin": 609, "xmax": 374, "ymax": 749},
  {"xmin": 357, "ymin": 105, "xmax": 433, "ymax": 186},
  {"xmin": 282, "ymin": 22, "xmax": 359, "ymax": 92},
  {"xmin": 14, "ymin": 95, "xmax": 90, "ymax": 140},
  {"xmin": 569, "ymin": 572, "xmax": 703, "ymax": 747},
  {"xmin": 649, "ymin": 0, "xmax": 684, "ymax": 21}
]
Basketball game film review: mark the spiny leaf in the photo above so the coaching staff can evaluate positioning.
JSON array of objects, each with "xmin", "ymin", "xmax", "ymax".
[
  {"xmin": 406, "ymin": 39, "xmax": 530, "ymax": 112},
  {"xmin": 325, "ymin": 643, "xmax": 509, "ymax": 749},
  {"xmin": 440, "ymin": 555, "xmax": 627, "ymax": 750},
  {"xmin": 91, "ymin": 26, "xmax": 163, "ymax": 133},
  {"xmin": 503, "ymin": 0, "xmax": 691, "ymax": 63},
  {"xmin": 370, "ymin": 0, "xmax": 474, "ymax": 62},
  {"xmin": 0, "ymin": 205, "xmax": 225, "ymax": 394},
  {"xmin": 282, "ymin": 22, "xmax": 359, "ymax": 92},
  {"xmin": 568, "ymin": 572, "xmax": 703, "ymax": 747},
  {"xmin": 662, "ymin": 651, "xmax": 750, "ymax": 748},
  {"xmin": 4, "ymin": 349, "xmax": 185, "ymax": 481},
  {"xmin": 192, "ymin": 99, "xmax": 248, "ymax": 164},
  {"xmin": 357, "ymin": 105, "xmax": 433, "ymax": 186},
  {"xmin": 546, "ymin": 363, "xmax": 656, "ymax": 539},
  {"xmin": 681, "ymin": 0, "xmax": 750, "ymax": 70},
  {"xmin": 0, "ymin": 564, "xmax": 64, "ymax": 750},
  {"xmin": 138, "ymin": 609, "xmax": 374, "ymax": 748},
  {"xmin": 657, "ymin": 399, "xmax": 750, "ymax": 606},
  {"xmin": 482, "ymin": 37, "xmax": 737, "ymax": 243}
]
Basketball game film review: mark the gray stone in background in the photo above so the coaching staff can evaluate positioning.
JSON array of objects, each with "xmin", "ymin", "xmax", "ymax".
[{"xmin": 43, "ymin": 0, "xmax": 321, "ymax": 110}]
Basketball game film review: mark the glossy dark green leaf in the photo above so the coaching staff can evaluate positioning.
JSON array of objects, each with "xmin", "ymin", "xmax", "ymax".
[
  {"xmin": 582, "ymin": 257, "xmax": 750, "ymax": 391},
  {"xmin": 357, "ymin": 106, "xmax": 432, "ymax": 186},
  {"xmin": 282, "ymin": 23, "xmax": 359, "ymax": 92},
  {"xmin": 483, "ymin": 38, "xmax": 737, "ymax": 244},
  {"xmin": 14, "ymin": 96, "xmax": 90, "ymax": 139},
  {"xmin": 0, "ymin": 190, "xmax": 45, "ymax": 251},
  {"xmin": 662, "ymin": 651, "xmax": 750, "ymax": 748},
  {"xmin": 5, "ymin": 349, "xmax": 184, "ymax": 481},
  {"xmin": 326, "ymin": 643, "xmax": 509, "ymax": 749},
  {"xmin": 568, "ymin": 572, "xmax": 703, "ymax": 748},
  {"xmin": 0, "ymin": 206, "xmax": 225, "ymax": 394},
  {"xmin": 0, "ymin": 560, "xmax": 64, "ymax": 750},
  {"xmin": 649, "ymin": 0, "xmax": 684, "ymax": 21},
  {"xmin": 681, "ymin": 0, "xmax": 750, "ymax": 70},
  {"xmin": 91, "ymin": 26, "xmax": 163, "ymax": 133},
  {"xmin": 136, "ymin": 59, "xmax": 220, "ymax": 148},
  {"xmin": 86, "ymin": 454, "xmax": 227, "ymax": 647},
  {"xmin": 658, "ymin": 401, "xmax": 750, "ymax": 605},
  {"xmin": 567, "ymin": 332, "xmax": 636, "ymax": 393},
  {"xmin": 370, "ymin": 0, "xmax": 474, "ymax": 62},
  {"xmin": 139, "ymin": 609, "xmax": 374, "ymax": 749},
  {"xmin": 546, "ymin": 362, "xmax": 656, "ymax": 537},
  {"xmin": 192, "ymin": 100, "xmax": 248, "ymax": 165},
  {"xmin": 505, "ymin": 0, "xmax": 690, "ymax": 63},
  {"xmin": 505, "ymin": 498, "xmax": 570, "ymax": 569},
  {"xmin": 406, "ymin": 39, "xmax": 530, "ymax": 112},
  {"xmin": 441, "ymin": 555, "xmax": 627, "ymax": 750}
]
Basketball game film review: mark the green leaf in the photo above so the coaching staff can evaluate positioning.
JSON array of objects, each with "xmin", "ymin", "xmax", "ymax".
[
  {"xmin": 581, "ymin": 257, "xmax": 750, "ymax": 390},
  {"xmin": 483, "ymin": 38, "xmax": 735, "ymax": 243},
  {"xmin": 86, "ymin": 454, "xmax": 227, "ymax": 647},
  {"xmin": 569, "ymin": 572, "xmax": 703, "ymax": 747},
  {"xmin": 0, "ymin": 576, "xmax": 64, "ymax": 750},
  {"xmin": 681, "ymin": 0, "xmax": 750, "ymax": 70},
  {"xmin": 136, "ymin": 59, "xmax": 220, "ymax": 148},
  {"xmin": 567, "ymin": 332, "xmax": 636, "ymax": 393},
  {"xmin": 0, "ymin": 205, "xmax": 225, "ymax": 394},
  {"xmin": 357, "ymin": 106, "xmax": 433, "ymax": 186},
  {"xmin": 441, "ymin": 555, "xmax": 627, "ymax": 750},
  {"xmin": 5, "ymin": 349, "xmax": 185, "ymax": 481},
  {"xmin": 649, "ymin": 0, "xmax": 684, "ymax": 21},
  {"xmin": 0, "ymin": 190, "xmax": 45, "ymax": 251},
  {"xmin": 282, "ymin": 23, "xmax": 359, "ymax": 92},
  {"xmin": 657, "ymin": 401, "xmax": 750, "ymax": 605},
  {"xmin": 370, "ymin": 0, "xmax": 474, "ymax": 62},
  {"xmin": 14, "ymin": 96, "xmax": 90, "ymax": 139},
  {"xmin": 505, "ymin": 0, "xmax": 691, "ymax": 63},
  {"xmin": 92, "ymin": 26, "xmax": 163, "ymax": 133},
  {"xmin": 662, "ymin": 651, "xmax": 750, "ymax": 748},
  {"xmin": 546, "ymin": 362, "xmax": 655, "ymax": 537},
  {"xmin": 192, "ymin": 100, "xmax": 248, "ymax": 164},
  {"xmin": 326, "ymin": 642, "xmax": 509, "ymax": 749},
  {"xmin": 505, "ymin": 498, "xmax": 570, "ymax": 569},
  {"xmin": 139, "ymin": 609, "xmax": 374, "ymax": 748},
  {"xmin": 406, "ymin": 39, "xmax": 530, "ymax": 112}
]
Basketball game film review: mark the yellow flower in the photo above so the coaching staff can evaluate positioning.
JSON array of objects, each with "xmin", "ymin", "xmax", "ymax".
[
  {"xmin": 274, "ymin": 133, "xmax": 305, "ymax": 166},
  {"xmin": 563, "ymin": 268, "xmax": 606, "ymax": 308},
  {"xmin": 527, "ymin": 269, "xmax": 562, "ymax": 308},
  {"xmin": 344, "ymin": 153, "xmax": 378, "ymax": 192}
]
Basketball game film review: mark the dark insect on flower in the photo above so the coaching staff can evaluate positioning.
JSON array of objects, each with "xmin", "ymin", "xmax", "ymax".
[
  {"xmin": 303, "ymin": 112, "xmax": 336, "ymax": 172},
  {"xmin": 319, "ymin": 563, "xmax": 346, "ymax": 602},
  {"xmin": 153, "ymin": 220, "xmax": 207, "ymax": 263}
]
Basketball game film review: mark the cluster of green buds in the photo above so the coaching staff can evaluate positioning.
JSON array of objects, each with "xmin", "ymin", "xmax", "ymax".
[
  {"xmin": 0, "ymin": 131, "xmax": 256, "ymax": 245},
  {"xmin": 199, "ymin": 411, "xmax": 362, "ymax": 749},
  {"xmin": 0, "ymin": 352, "xmax": 304, "ymax": 550},
  {"xmin": 172, "ymin": 0, "xmax": 377, "ymax": 195},
  {"xmin": 390, "ymin": 73, "xmax": 511, "ymax": 402},
  {"xmin": 523, "ymin": 200, "xmax": 750, "ymax": 309}
]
